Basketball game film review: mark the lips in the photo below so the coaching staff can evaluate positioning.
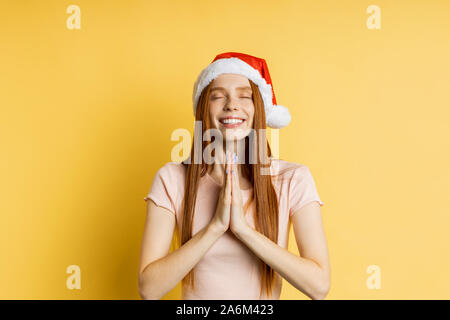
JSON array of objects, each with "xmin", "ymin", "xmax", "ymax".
[{"xmin": 219, "ymin": 116, "xmax": 246, "ymax": 129}]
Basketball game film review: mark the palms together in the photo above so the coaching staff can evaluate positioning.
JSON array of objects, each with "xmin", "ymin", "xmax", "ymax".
[{"xmin": 229, "ymin": 152, "xmax": 249, "ymax": 235}]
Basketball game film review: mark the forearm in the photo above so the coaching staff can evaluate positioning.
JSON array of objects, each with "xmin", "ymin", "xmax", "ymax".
[
  {"xmin": 139, "ymin": 223, "xmax": 224, "ymax": 299},
  {"xmin": 235, "ymin": 226, "xmax": 329, "ymax": 300}
]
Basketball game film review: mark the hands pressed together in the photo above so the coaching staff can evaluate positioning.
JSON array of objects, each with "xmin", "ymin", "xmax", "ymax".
[{"xmin": 210, "ymin": 150, "xmax": 250, "ymax": 236}]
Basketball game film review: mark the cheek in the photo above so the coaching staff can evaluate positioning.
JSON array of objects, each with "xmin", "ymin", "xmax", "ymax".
[
  {"xmin": 210, "ymin": 99, "xmax": 224, "ymax": 109},
  {"xmin": 246, "ymin": 106, "xmax": 255, "ymax": 123},
  {"xmin": 209, "ymin": 104, "xmax": 219, "ymax": 119},
  {"xmin": 247, "ymin": 117, "xmax": 254, "ymax": 127},
  {"xmin": 209, "ymin": 104, "xmax": 223, "ymax": 127}
]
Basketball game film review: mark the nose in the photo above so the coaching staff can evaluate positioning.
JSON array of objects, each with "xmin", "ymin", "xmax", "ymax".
[{"xmin": 224, "ymin": 97, "xmax": 239, "ymax": 111}]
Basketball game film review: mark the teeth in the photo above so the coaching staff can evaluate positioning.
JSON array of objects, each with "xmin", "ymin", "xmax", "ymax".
[{"xmin": 221, "ymin": 119, "xmax": 244, "ymax": 124}]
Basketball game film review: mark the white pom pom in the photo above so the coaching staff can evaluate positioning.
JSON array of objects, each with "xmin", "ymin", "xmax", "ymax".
[{"xmin": 266, "ymin": 105, "xmax": 291, "ymax": 129}]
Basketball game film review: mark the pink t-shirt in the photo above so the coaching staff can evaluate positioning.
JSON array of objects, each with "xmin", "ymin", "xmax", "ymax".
[{"xmin": 144, "ymin": 158, "xmax": 324, "ymax": 300}]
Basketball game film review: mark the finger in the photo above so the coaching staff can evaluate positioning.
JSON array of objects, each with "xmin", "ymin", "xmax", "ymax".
[
  {"xmin": 223, "ymin": 151, "xmax": 229, "ymax": 186},
  {"xmin": 220, "ymin": 151, "xmax": 230, "ymax": 199},
  {"xmin": 224, "ymin": 154, "xmax": 232, "ymax": 204},
  {"xmin": 226, "ymin": 151, "xmax": 232, "ymax": 185},
  {"xmin": 231, "ymin": 155, "xmax": 242, "ymax": 204}
]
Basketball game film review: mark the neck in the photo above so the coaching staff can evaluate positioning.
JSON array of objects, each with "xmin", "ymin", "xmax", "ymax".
[{"xmin": 208, "ymin": 140, "xmax": 245, "ymax": 179}]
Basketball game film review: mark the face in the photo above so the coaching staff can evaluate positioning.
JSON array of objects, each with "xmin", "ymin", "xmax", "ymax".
[{"xmin": 208, "ymin": 73, "xmax": 255, "ymax": 142}]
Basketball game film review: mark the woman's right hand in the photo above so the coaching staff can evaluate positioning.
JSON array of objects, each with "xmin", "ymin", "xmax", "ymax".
[{"xmin": 209, "ymin": 151, "xmax": 233, "ymax": 234}]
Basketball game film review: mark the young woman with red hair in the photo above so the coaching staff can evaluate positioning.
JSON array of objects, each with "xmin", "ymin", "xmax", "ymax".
[{"xmin": 139, "ymin": 52, "xmax": 330, "ymax": 300}]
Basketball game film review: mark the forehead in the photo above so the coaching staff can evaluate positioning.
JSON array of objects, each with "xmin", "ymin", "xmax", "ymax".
[
  {"xmin": 210, "ymin": 73, "xmax": 251, "ymax": 92},
  {"xmin": 210, "ymin": 86, "xmax": 252, "ymax": 93}
]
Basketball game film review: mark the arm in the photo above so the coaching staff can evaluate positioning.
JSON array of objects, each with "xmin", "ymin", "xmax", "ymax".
[
  {"xmin": 138, "ymin": 199, "xmax": 224, "ymax": 300},
  {"xmin": 234, "ymin": 201, "xmax": 330, "ymax": 300}
]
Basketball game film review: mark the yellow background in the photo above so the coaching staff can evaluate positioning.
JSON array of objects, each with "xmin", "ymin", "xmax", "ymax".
[{"xmin": 1, "ymin": 0, "xmax": 449, "ymax": 299}]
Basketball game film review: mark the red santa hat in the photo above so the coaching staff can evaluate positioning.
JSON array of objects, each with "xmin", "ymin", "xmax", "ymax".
[{"xmin": 192, "ymin": 52, "xmax": 291, "ymax": 129}]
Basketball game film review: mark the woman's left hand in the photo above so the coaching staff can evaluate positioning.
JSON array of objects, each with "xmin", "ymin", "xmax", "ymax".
[{"xmin": 230, "ymin": 154, "xmax": 251, "ymax": 236}]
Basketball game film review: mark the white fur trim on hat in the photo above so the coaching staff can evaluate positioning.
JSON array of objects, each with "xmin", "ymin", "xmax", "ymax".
[
  {"xmin": 266, "ymin": 104, "xmax": 291, "ymax": 129},
  {"xmin": 192, "ymin": 57, "xmax": 291, "ymax": 129}
]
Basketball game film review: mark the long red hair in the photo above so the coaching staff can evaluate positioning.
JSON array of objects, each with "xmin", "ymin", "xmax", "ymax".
[{"xmin": 179, "ymin": 79, "xmax": 280, "ymax": 299}]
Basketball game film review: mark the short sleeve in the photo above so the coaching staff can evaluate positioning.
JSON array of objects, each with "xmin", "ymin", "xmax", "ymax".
[
  {"xmin": 288, "ymin": 165, "xmax": 324, "ymax": 216},
  {"xmin": 144, "ymin": 163, "xmax": 178, "ymax": 216}
]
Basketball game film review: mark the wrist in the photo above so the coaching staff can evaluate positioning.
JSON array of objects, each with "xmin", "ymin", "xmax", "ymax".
[
  {"xmin": 233, "ymin": 223, "xmax": 251, "ymax": 240},
  {"xmin": 208, "ymin": 222, "xmax": 226, "ymax": 237}
]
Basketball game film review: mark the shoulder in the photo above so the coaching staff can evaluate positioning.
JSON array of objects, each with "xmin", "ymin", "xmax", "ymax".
[
  {"xmin": 269, "ymin": 159, "xmax": 320, "ymax": 193},
  {"xmin": 270, "ymin": 158, "xmax": 310, "ymax": 179},
  {"xmin": 159, "ymin": 161, "xmax": 186, "ymax": 173},
  {"xmin": 155, "ymin": 161, "xmax": 187, "ymax": 182}
]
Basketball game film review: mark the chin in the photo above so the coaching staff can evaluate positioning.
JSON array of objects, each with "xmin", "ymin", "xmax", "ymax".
[{"xmin": 222, "ymin": 129, "xmax": 252, "ymax": 141}]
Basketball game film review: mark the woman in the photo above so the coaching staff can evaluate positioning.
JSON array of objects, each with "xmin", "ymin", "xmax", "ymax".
[{"xmin": 139, "ymin": 52, "xmax": 330, "ymax": 300}]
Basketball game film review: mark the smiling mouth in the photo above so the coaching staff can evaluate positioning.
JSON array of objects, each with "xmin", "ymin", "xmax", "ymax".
[{"xmin": 219, "ymin": 118, "xmax": 246, "ymax": 129}]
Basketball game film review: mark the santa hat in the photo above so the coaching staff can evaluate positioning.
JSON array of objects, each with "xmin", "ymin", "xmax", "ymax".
[{"xmin": 192, "ymin": 52, "xmax": 291, "ymax": 129}]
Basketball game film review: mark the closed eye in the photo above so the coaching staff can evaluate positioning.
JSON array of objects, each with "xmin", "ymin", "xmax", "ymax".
[{"xmin": 211, "ymin": 96, "xmax": 251, "ymax": 100}]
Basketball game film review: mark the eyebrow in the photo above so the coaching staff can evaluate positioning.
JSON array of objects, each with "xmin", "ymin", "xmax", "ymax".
[{"xmin": 210, "ymin": 86, "xmax": 252, "ymax": 93}]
